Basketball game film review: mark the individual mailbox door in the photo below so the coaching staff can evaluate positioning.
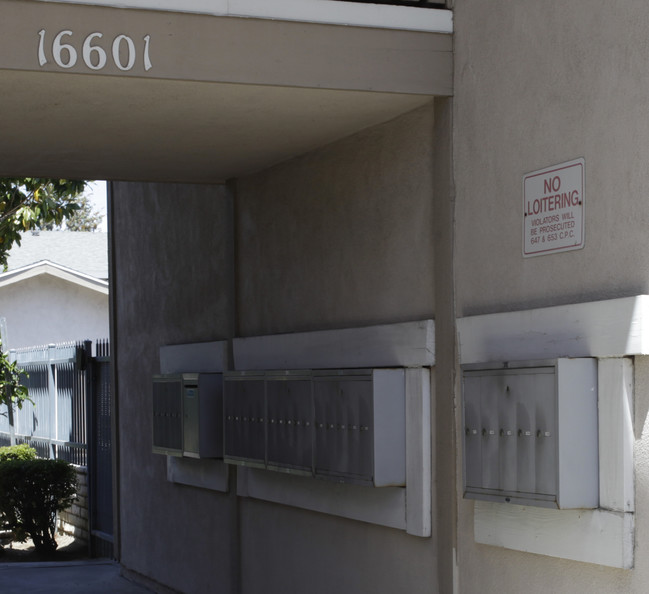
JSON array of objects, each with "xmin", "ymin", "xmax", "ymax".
[
  {"xmin": 266, "ymin": 372, "xmax": 313, "ymax": 474},
  {"xmin": 463, "ymin": 375, "xmax": 483, "ymax": 490},
  {"xmin": 527, "ymin": 370, "xmax": 556, "ymax": 496},
  {"xmin": 152, "ymin": 375, "xmax": 183, "ymax": 456},
  {"xmin": 313, "ymin": 372, "xmax": 374, "ymax": 484},
  {"xmin": 223, "ymin": 372, "xmax": 266, "ymax": 468},
  {"xmin": 182, "ymin": 373, "xmax": 223, "ymax": 459},
  {"xmin": 479, "ymin": 375, "xmax": 500, "ymax": 491},
  {"xmin": 496, "ymin": 374, "xmax": 517, "ymax": 493}
]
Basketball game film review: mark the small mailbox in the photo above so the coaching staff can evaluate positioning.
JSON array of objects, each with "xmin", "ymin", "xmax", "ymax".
[
  {"xmin": 223, "ymin": 371, "xmax": 266, "ymax": 469},
  {"xmin": 152, "ymin": 373, "xmax": 223, "ymax": 459},
  {"xmin": 265, "ymin": 371, "xmax": 313, "ymax": 475},
  {"xmin": 462, "ymin": 358, "xmax": 598, "ymax": 509}
]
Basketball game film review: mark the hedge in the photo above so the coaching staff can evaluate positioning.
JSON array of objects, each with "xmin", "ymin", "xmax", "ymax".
[{"xmin": 0, "ymin": 458, "xmax": 77, "ymax": 554}]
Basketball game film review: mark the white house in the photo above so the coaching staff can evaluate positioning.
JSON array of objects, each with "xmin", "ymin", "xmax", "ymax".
[{"xmin": 0, "ymin": 231, "xmax": 108, "ymax": 349}]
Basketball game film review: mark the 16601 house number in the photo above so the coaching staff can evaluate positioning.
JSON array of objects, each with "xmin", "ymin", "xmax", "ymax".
[{"xmin": 38, "ymin": 29, "xmax": 152, "ymax": 72}]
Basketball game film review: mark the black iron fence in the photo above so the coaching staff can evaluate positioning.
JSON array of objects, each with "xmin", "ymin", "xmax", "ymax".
[{"xmin": 0, "ymin": 339, "xmax": 113, "ymax": 558}]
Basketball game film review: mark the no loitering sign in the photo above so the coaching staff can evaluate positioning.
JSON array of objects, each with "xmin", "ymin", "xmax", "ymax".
[{"xmin": 523, "ymin": 158, "xmax": 585, "ymax": 257}]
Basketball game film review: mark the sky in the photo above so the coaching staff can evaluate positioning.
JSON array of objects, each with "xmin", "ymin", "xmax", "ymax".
[{"xmin": 85, "ymin": 180, "xmax": 108, "ymax": 232}]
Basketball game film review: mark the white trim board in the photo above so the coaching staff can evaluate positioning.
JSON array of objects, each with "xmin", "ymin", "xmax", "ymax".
[
  {"xmin": 238, "ymin": 469, "xmax": 407, "ymax": 530},
  {"xmin": 234, "ymin": 319, "xmax": 435, "ymax": 370},
  {"xmin": 474, "ymin": 502, "xmax": 634, "ymax": 569},
  {"xmin": 458, "ymin": 295, "xmax": 649, "ymax": 363},
  {"xmin": 160, "ymin": 341, "xmax": 229, "ymax": 374},
  {"xmin": 31, "ymin": 0, "xmax": 454, "ymax": 34}
]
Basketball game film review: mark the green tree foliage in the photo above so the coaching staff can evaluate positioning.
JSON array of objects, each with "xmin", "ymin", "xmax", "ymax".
[
  {"xmin": 0, "ymin": 178, "xmax": 87, "ymax": 268},
  {"xmin": 64, "ymin": 194, "xmax": 104, "ymax": 232},
  {"xmin": 0, "ymin": 341, "xmax": 30, "ymax": 413}
]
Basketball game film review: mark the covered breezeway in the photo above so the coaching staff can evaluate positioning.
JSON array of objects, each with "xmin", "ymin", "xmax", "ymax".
[{"xmin": 1, "ymin": 2, "xmax": 454, "ymax": 593}]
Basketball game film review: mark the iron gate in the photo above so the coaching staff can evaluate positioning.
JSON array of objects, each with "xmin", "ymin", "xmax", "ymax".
[{"xmin": 0, "ymin": 339, "xmax": 113, "ymax": 558}]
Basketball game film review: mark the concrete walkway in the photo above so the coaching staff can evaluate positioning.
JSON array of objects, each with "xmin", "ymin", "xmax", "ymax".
[{"xmin": 0, "ymin": 559, "xmax": 152, "ymax": 593}]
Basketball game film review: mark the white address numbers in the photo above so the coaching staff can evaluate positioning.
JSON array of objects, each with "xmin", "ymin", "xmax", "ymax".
[{"xmin": 38, "ymin": 29, "xmax": 152, "ymax": 72}]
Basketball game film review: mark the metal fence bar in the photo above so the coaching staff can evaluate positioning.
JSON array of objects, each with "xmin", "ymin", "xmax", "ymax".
[{"xmin": 0, "ymin": 340, "xmax": 101, "ymax": 466}]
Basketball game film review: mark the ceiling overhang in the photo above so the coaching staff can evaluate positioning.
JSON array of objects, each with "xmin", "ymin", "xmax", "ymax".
[{"xmin": 0, "ymin": 0, "xmax": 452, "ymax": 183}]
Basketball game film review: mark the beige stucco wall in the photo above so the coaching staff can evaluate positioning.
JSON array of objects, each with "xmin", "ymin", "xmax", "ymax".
[
  {"xmin": 111, "ymin": 182, "xmax": 238, "ymax": 594},
  {"xmin": 234, "ymin": 103, "xmax": 438, "ymax": 594},
  {"xmin": 454, "ymin": 1, "xmax": 649, "ymax": 591},
  {"xmin": 236, "ymin": 104, "xmax": 435, "ymax": 336},
  {"xmin": 454, "ymin": 0, "xmax": 649, "ymax": 317}
]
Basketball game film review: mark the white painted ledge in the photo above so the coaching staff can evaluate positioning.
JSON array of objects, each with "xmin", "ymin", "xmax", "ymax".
[
  {"xmin": 167, "ymin": 456, "xmax": 229, "ymax": 492},
  {"xmin": 458, "ymin": 295, "xmax": 649, "ymax": 364},
  {"xmin": 234, "ymin": 319, "xmax": 435, "ymax": 370},
  {"xmin": 31, "ymin": 0, "xmax": 453, "ymax": 33},
  {"xmin": 474, "ymin": 502, "xmax": 634, "ymax": 569},
  {"xmin": 238, "ymin": 469, "xmax": 407, "ymax": 530},
  {"xmin": 160, "ymin": 341, "xmax": 229, "ymax": 375}
]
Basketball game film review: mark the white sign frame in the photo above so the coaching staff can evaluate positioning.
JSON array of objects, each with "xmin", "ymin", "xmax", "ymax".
[{"xmin": 523, "ymin": 158, "xmax": 585, "ymax": 257}]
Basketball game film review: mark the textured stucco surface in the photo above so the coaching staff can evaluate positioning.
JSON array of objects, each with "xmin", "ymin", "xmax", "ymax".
[
  {"xmin": 111, "ymin": 105, "xmax": 441, "ymax": 594},
  {"xmin": 454, "ymin": 1, "xmax": 649, "ymax": 591},
  {"xmin": 111, "ymin": 182, "xmax": 238, "ymax": 594},
  {"xmin": 240, "ymin": 498, "xmax": 437, "ymax": 594},
  {"xmin": 235, "ymin": 103, "xmax": 435, "ymax": 336},
  {"xmin": 454, "ymin": 0, "xmax": 649, "ymax": 317}
]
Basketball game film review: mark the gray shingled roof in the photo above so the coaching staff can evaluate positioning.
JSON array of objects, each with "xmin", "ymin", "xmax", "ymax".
[{"xmin": 5, "ymin": 231, "xmax": 108, "ymax": 280}]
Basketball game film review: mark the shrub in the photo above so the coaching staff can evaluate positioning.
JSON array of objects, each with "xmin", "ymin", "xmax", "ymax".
[
  {"xmin": 0, "ymin": 459, "xmax": 77, "ymax": 554},
  {"xmin": 0, "ymin": 444, "xmax": 37, "ymax": 463}
]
